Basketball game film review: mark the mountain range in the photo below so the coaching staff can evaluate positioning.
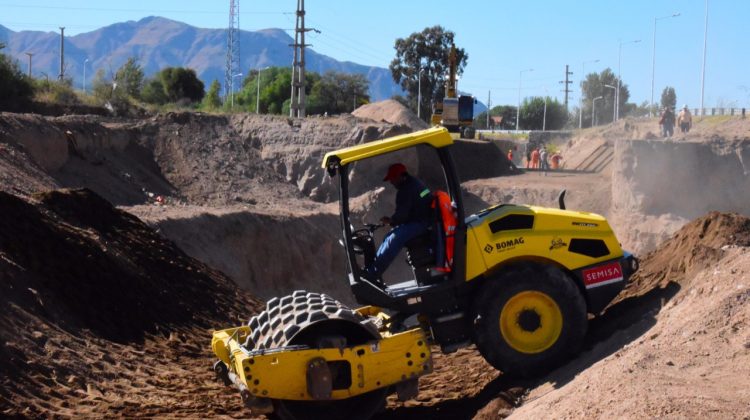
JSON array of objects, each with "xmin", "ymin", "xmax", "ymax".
[{"xmin": 0, "ymin": 16, "xmax": 403, "ymax": 101}]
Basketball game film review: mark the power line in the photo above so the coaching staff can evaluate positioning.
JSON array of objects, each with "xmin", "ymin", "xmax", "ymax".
[
  {"xmin": 305, "ymin": 18, "xmax": 392, "ymax": 64},
  {"xmin": 0, "ymin": 21, "xmax": 101, "ymax": 29},
  {"xmin": 0, "ymin": 4, "xmax": 288, "ymax": 15},
  {"xmin": 461, "ymin": 83, "xmax": 550, "ymax": 91},
  {"xmin": 306, "ymin": 33, "xmax": 390, "ymax": 67}
]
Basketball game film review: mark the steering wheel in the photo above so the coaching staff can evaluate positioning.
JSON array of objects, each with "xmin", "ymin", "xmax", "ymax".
[{"xmin": 350, "ymin": 223, "xmax": 385, "ymax": 254}]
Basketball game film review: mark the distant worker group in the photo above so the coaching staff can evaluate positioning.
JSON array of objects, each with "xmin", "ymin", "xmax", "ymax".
[
  {"xmin": 517, "ymin": 145, "xmax": 562, "ymax": 174},
  {"xmin": 659, "ymin": 105, "xmax": 692, "ymax": 138}
]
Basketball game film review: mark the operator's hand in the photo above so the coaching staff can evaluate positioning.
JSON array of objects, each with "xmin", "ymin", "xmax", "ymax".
[{"xmin": 380, "ymin": 216, "xmax": 391, "ymax": 226}]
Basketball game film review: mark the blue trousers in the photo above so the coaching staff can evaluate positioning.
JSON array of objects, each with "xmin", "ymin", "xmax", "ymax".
[{"xmin": 370, "ymin": 221, "xmax": 431, "ymax": 276}]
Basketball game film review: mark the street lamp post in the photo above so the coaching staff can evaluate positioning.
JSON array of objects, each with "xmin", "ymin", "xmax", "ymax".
[
  {"xmin": 579, "ymin": 59, "xmax": 599, "ymax": 129},
  {"xmin": 651, "ymin": 13, "xmax": 680, "ymax": 117},
  {"xmin": 417, "ymin": 67, "xmax": 425, "ymax": 119},
  {"xmin": 256, "ymin": 67, "xmax": 269, "ymax": 114},
  {"xmin": 25, "ymin": 52, "xmax": 34, "ymax": 78},
  {"xmin": 516, "ymin": 68, "xmax": 533, "ymax": 131},
  {"xmin": 604, "ymin": 84, "xmax": 617, "ymax": 123},
  {"xmin": 700, "ymin": 0, "xmax": 708, "ymax": 119},
  {"xmin": 542, "ymin": 87, "xmax": 549, "ymax": 131},
  {"xmin": 592, "ymin": 96, "xmax": 604, "ymax": 126},
  {"xmin": 231, "ymin": 73, "xmax": 243, "ymax": 108},
  {"xmin": 82, "ymin": 58, "xmax": 89, "ymax": 93},
  {"xmin": 617, "ymin": 39, "xmax": 641, "ymax": 121}
]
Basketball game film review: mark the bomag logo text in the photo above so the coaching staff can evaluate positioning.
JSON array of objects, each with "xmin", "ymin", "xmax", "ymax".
[
  {"xmin": 484, "ymin": 237, "xmax": 525, "ymax": 254},
  {"xmin": 496, "ymin": 237, "xmax": 524, "ymax": 251}
]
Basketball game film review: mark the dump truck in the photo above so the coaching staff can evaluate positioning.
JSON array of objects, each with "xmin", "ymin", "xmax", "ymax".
[{"xmin": 212, "ymin": 126, "xmax": 638, "ymax": 419}]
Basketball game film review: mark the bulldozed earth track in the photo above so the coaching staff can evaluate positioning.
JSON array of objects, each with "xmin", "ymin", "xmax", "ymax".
[{"xmin": 1, "ymin": 107, "xmax": 749, "ymax": 418}]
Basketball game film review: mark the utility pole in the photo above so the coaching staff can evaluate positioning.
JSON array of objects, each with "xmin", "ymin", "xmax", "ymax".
[
  {"xmin": 225, "ymin": 0, "xmax": 241, "ymax": 101},
  {"xmin": 700, "ymin": 0, "xmax": 708, "ymax": 119},
  {"xmin": 289, "ymin": 0, "xmax": 318, "ymax": 118},
  {"xmin": 58, "ymin": 27, "xmax": 65, "ymax": 81},
  {"xmin": 25, "ymin": 52, "xmax": 34, "ymax": 77},
  {"xmin": 617, "ymin": 39, "xmax": 641, "ymax": 121},
  {"xmin": 559, "ymin": 64, "xmax": 573, "ymax": 110},
  {"xmin": 579, "ymin": 59, "xmax": 599, "ymax": 129},
  {"xmin": 486, "ymin": 90, "xmax": 491, "ymax": 129}
]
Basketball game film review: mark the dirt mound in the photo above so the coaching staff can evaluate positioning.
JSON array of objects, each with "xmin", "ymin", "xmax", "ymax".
[
  {"xmin": 0, "ymin": 112, "xmax": 409, "ymax": 207},
  {"xmin": 383, "ymin": 215, "xmax": 750, "ymax": 420},
  {"xmin": 0, "ymin": 188, "xmax": 257, "ymax": 341},
  {"xmin": 568, "ymin": 115, "xmax": 750, "ymax": 145},
  {"xmin": 353, "ymin": 99, "xmax": 429, "ymax": 130},
  {"xmin": 0, "ymin": 188, "xmax": 262, "ymax": 417},
  {"xmin": 506, "ymin": 211, "xmax": 750, "ymax": 418},
  {"xmin": 0, "ymin": 140, "xmax": 59, "ymax": 197},
  {"xmin": 617, "ymin": 211, "xmax": 750, "ymax": 301}
]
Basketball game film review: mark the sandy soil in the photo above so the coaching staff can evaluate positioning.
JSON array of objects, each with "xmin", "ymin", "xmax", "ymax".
[
  {"xmin": 352, "ymin": 100, "xmax": 429, "ymax": 130},
  {"xmin": 0, "ymin": 189, "xmax": 263, "ymax": 418},
  {"xmin": 1, "ymin": 104, "xmax": 750, "ymax": 419},
  {"xmin": 507, "ymin": 213, "xmax": 750, "ymax": 419}
]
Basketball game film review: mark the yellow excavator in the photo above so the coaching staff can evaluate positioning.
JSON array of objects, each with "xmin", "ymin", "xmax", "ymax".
[
  {"xmin": 211, "ymin": 126, "xmax": 638, "ymax": 419},
  {"xmin": 431, "ymin": 44, "xmax": 476, "ymax": 139}
]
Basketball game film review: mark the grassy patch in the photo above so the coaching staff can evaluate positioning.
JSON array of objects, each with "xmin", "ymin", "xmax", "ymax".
[{"xmin": 477, "ymin": 132, "xmax": 529, "ymax": 141}]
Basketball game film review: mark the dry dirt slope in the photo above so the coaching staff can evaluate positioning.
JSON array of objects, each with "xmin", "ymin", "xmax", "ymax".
[
  {"xmin": 1, "ymin": 107, "xmax": 750, "ymax": 418},
  {"xmin": 489, "ymin": 213, "xmax": 750, "ymax": 419},
  {"xmin": 0, "ymin": 188, "xmax": 263, "ymax": 418},
  {"xmin": 2, "ymin": 193, "xmax": 748, "ymax": 419}
]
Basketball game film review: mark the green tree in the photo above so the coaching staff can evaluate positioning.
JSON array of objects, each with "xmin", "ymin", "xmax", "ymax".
[
  {"xmin": 201, "ymin": 79, "xmax": 222, "ymax": 110},
  {"xmin": 580, "ymin": 68, "xmax": 630, "ymax": 126},
  {"xmin": 36, "ymin": 78, "xmax": 80, "ymax": 105},
  {"xmin": 92, "ymin": 68, "xmax": 120, "ymax": 101},
  {"xmin": 0, "ymin": 52, "xmax": 34, "ymax": 111},
  {"xmin": 520, "ymin": 97, "xmax": 567, "ymax": 130},
  {"xmin": 475, "ymin": 105, "xmax": 518, "ymax": 130},
  {"xmin": 660, "ymin": 86, "xmax": 676, "ymax": 111},
  {"xmin": 389, "ymin": 26, "xmax": 467, "ymax": 121},
  {"xmin": 626, "ymin": 100, "xmax": 651, "ymax": 118},
  {"xmin": 236, "ymin": 67, "xmax": 318, "ymax": 114},
  {"xmin": 237, "ymin": 67, "xmax": 288, "ymax": 113},
  {"xmin": 160, "ymin": 67, "xmax": 205, "ymax": 103},
  {"xmin": 141, "ymin": 78, "xmax": 168, "ymax": 105},
  {"xmin": 90, "ymin": 67, "xmax": 136, "ymax": 113},
  {"xmin": 114, "ymin": 57, "xmax": 144, "ymax": 99},
  {"xmin": 141, "ymin": 67, "xmax": 204, "ymax": 105},
  {"xmin": 308, "ymin": 71, "xmax": 370, "ymax": 115}
]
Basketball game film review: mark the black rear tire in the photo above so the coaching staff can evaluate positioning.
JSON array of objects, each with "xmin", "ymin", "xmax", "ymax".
[{"xmin": 473, "ymin": 263, "xmax": 587, "ymax": 378}]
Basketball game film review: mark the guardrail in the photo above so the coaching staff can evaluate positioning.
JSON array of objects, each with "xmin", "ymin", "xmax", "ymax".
[{"xmin": 691, "ymin": 108, "xmax": 747, "ymax": 117}]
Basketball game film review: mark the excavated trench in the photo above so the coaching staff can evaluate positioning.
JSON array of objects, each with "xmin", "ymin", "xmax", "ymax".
[{"xmin": 2, "ymin": 109, "xmax": 750, "ymax": 418}]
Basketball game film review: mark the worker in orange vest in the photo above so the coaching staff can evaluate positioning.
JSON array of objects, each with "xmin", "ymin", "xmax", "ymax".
[
  {"xmin": 550, "ymin": 152, "xmax": 563, "ymax": 169},
  {"xmin": 530, "ymin": 148, "xmax": 540, "ymax": 169}
]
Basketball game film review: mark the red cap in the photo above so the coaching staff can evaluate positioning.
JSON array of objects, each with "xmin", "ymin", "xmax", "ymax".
[{"xmin": 383, "ymin": 163, "xmax": 407, "ymax": 182}]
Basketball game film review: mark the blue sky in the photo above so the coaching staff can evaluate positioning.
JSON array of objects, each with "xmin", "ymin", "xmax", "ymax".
[{"xmin": 1, "ymin": 0, "xmax": 747, "ymax": 109}]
